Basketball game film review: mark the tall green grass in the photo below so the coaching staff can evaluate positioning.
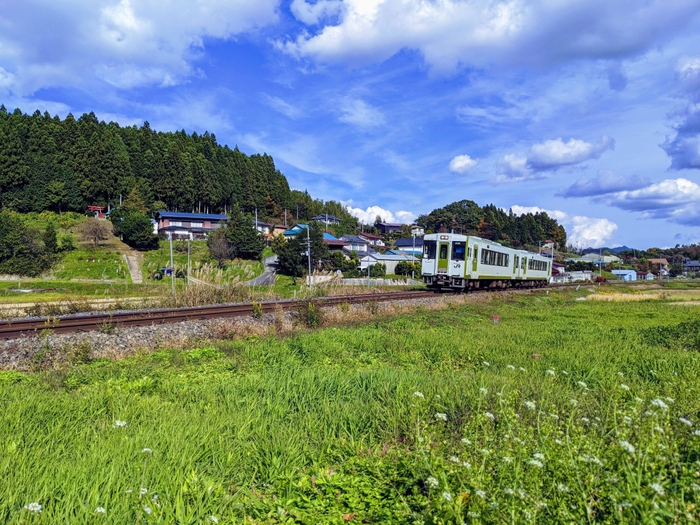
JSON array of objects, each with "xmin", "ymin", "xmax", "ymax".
[{"xmin": 1, "ymin": 293, "xmax": 699, "ymax": 523}]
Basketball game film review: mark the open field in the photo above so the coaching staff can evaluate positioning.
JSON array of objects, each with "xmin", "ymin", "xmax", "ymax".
[{"xmin": 1, "ymin": 288, "xmax": 700, "ymax": 523}]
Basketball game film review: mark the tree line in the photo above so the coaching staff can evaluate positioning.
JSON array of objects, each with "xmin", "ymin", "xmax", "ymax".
[{"xmin": 416, "ymin": 200, "xmax": 567, "ymax": 250}]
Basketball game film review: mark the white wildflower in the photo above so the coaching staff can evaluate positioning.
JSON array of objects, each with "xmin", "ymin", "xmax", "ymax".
[
  {"xmin": 580, "ymin": 454, "xmax": 603, "ymax": 466},
  {"xmin": 528, "ymin": 459, "xmax": 543, "ymax": 468},
  {"xmin": 418, "ymin": 436, "xmax": 424, "ymax": 443},
  {"xmin": 651, "ymin": 399, "xmax": 669, "ymax": 410},
  {"xmin": 449, "ymin": 456, "xmax": 461, "ymax": 463},
  {"xmin": 561, "ymin": 370, "xmax": 568, "ymax": 375},
  {"xmin": 555, "ymin": 439, "xmax": 563, "ymax": 445},
  {"xmin": 557, "ymin": 483, "xmax": 569, "ymax": 493},
  {"xmin": 482, "ymin": 361, "xmax": 490, "ymax": 367},
  {"xmin": 549, "ymin": 413, "xmax": 559, "ymax": 420},
  {"xmin": 484, "ymin": 412, "xmax": 495, "ymax": 420},
  {"xmin": 617, "ymin": 371, "xmax": 624, "ymax": 377},
  {"xmin": 24, "ymin": 502, "xmax": 42, "ymax": 513},
  {"xmin": 693, "ymin": 429, "xmax": 700, "ymax": 436},
  {"xmin": 518, "ymin": 366, "xmax": 526, "ymax": 372},
  {"xmin": 426, "ymin": 477, "xmax": 439, "ymax": 488},
  {"xmin": 461, "ymin": 438, "xmax": 471, "ymax": 445},
  {"xmin": 524, "ymin": 401, "xmax": 536, "ymax": 410},
  {"xmin": 442, "ymin": 491, "xmax": 453, "ymax": 502},
  {"xmin": 653, "ymin": 426, "xmax": 664, "ymax": 434},
  {"xmin": 413, "ymin": 391, "xmax": 424, "ymax": 399},
  {"xmin": 480, "ymin": 448, "xmax": 492, "ymax": 455},
  {"xmin": 533, "ymin": 453, "xmax": 545, "ymax": 461},
  {"xmin": 95, "ymin": 507, "xmax": 106, "ymax": 514},
  {"xmin": 435, "ymin": 413, "xmax": 448, "ymax": 422},
  {"xmin": 475, "ymin": 490, "xmax": 487, "ymax": 498},
  {"xmin": 623, "ymin": 416, "xmax": 632, "ymax": 425},
  {"xmin": 635, "ymin": 397, "xmax": 644, "ymax": 403},
  {"xmin": 679, "ymin": 417, "xmax": 693, "ymax": 427},
  {"xmin": 666, "ymin": 397, "xmax": 675, "ymax": 404},
  {"xmin": 577, "ymin": 381, "xmax": 587, "ymax": 389},
  {"xmin": 142, "ymin": 448, "xmax": 153, "ymax": 454},
  {"xmin": 502, "ymin": 456, "xmax": 513, "ymax": 463},
  {"xmin": 546, "ymin": 369, "xmax": 556, "ymax": 376},
  {"xmin": 619, "ymin": 384, "xmax": 630, "ymax": 391},
  {"xmin": 507, "ymin": 365, "xmax": 516, "ymax": 370},
  {"xmin": 489, "ymin": 501, "xmax": 499, "ymax": 509},
  {"xmin": 209, "ymin": 517, "xmax": 219, "ymax": 524},
  {"xmin": 650, "ymin": 483, "xmax": 665, "ymax": 496},
  {"xmin": 462, "ymin": 461, "xmax": 471, "ymax": 468},
  {"xmin": 479, "ymin": 387, "xmax": 488, "ymax": 395},
  {"xmin": 620, "ymin": 440, "xmax": 635, "ymax": 454},
  {"xmin": 140, "ymin": 488, "xmax": 148, "ymax": 496},
  {"xmin": 144, "ymin": 506, "xmax": 152, "ymax": 515},
  {"xmin": 113, "ymin": 420, "xmax": 127, "ymax": 428},
  {"xmin": 580, "ymin": 417, "xmax": 590, "ymax": 423},
  {"xmin": 503, "ymin": 488, "xmax": 515, "ymax": 495},
  {"xmin": 692, "ymin": 483, "xmax": 700, "ymax": 492},
  {"xmin": 467, "ymin": 511, "xmax": 481, "ymax": 518},
  {"xmin": 569, "ymin": 398, "xmax": 578, "ymax": 406},
  {"xmin": 125, "ymin": 489, "xmax": 133, "ymax": 494},
  {"xmin": 620, "ymin": 502, "xmax": 632, "ymax": 508}
]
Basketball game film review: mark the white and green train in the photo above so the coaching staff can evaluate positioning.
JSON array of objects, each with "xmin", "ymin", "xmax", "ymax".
[{"xmin": 421, "ymin": 233, "xmax": 551, "ymax": 291}]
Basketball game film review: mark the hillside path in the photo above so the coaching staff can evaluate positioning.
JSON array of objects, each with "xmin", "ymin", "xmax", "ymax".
[
  {"xmin": 246, "ymin": 256, "xmax": 277, "ymax": 286},
  {"xmin": 123, "ymin": 253, "xmax": 143, "ymax": 284}
]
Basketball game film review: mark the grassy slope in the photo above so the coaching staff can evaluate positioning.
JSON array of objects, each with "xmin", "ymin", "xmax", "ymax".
[{"xmin": 1, "ymin": 291, "xmax": 700, "ymax": 523}]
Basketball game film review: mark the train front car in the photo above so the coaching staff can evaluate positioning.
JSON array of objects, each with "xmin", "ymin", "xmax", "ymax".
[
  {"xmin": 421, "ymin": 233, "xmax": 469, "ymax": 290},
  {"xmin": 422, "ymin": 233, "xmax": 552, "ymax": 291}
]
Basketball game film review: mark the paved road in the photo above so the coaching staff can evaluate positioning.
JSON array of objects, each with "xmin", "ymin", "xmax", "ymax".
[{"xmin": 246, "ymin": 255, "xmax": 277, "ymax": 286}]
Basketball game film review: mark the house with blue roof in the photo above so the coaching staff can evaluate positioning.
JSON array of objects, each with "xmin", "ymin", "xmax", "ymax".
[{"xmin": 155, "ymin": 211, "xmax": 228, "ymax": 240}]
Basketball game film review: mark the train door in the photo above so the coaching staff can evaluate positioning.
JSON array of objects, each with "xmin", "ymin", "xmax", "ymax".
[
  {"xmin": 514, "ymin": 255, "xmax": 520, "ymax": 278},
  {"xmin": 472, "ymin": 244, "xmax": 479, "ymax": 276},
  {"xmin": 451, "ymin": 241, "xmax": 466, "ymax": 277},
  {"xmin": 522, "ymin": 256, "xmax": 527, "ymax": 277},
  {"xmin": 438, "ymin": 241, "xmax": 449, "ymax": 274}
]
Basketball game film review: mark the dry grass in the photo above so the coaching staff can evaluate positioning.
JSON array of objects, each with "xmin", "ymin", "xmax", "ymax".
[{"xmin": 587, "ymin": 289, "xmax": 700, "ymax": 302}]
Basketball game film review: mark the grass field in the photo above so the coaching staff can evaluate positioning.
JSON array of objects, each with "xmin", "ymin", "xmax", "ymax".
[{"xmin": 2, "ymin": 290, "xmax": 700, "ymax": 523}]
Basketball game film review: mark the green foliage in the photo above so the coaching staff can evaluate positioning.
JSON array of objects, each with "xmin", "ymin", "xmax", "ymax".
[
  {"xmin": 369, "ymin": 262, "xmax": 386, "ymax": 277},
  {"xmin": 565, "ymin": 260, "xmax": 597, "ymax": 271},
  {"xmin": 225, "ymin": 206, "xmax": 265, "ymax": 260},
  {"xmin": 295, "ymin": 300, "xmax": 323, "ymax": 327},
  {"xmin": 277, "ymin": 237, "xmax": 305, "ymax": 277},
  {"xmin": 395, "ymin": 260, "xmax": 420, "ymax": 276},
  {"xmin": 0, "ymin": 211, "xmax": 52, "ymax": 276},
  {"xmin": 110, "ymin": 207, "xmax": 158, "ymax": 250},
  {"xmin": 206, "ymin": 228, "xmax": 233, "ymax": 268},
  {"xmin": 418, "ymin": 199, "xmax": 567, "ymax": 249},
  {"xmin": 42, "ymin": 222, "xmax": 57, "ymax": 255},
  {"xmin": 251, "ymin": 301, "xmax": 263, "ymax": 319},
  {"xmin": 0, "ymin": 108, "xmax": 293, "ymax": 217},
  {"xmin": 3, "ymin": 294, "xmax": 700, "ymax": 522}
]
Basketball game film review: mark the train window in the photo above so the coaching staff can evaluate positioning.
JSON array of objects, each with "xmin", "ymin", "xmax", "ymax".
[
  {"xmin": 528, "ymin": 259, "xmax": 548, "ymax": 271},
  {"xmin": 423, "ymin": 241, "xmax": 436, "ymax": 259},
  {"xmin": 439, "ymin": 244, "xmax": 448, "ymax": 260},
  {"xmin": 452, "ymin": 242, "xmax": 466, "ymax": 261},
  {"xmin": 480, "ymin": 248, "xmax": 509, "ymax": 267},
  {"xmin": 468, "ymin": 248, "xmax": 472, "ymax": 258}
]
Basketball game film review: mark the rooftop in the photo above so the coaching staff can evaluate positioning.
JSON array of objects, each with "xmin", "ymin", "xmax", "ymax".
[{"xmin": 157, "ymin": 211, "xmax": 228, "ymax": 221}]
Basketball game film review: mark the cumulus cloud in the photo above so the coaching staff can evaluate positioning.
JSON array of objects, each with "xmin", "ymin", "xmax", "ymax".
[
  {"xmin": 448, "ymin": 154, "xmax": 478, "ymax": 175},
  {"xmin": 601, "ymin": 178, "xmax": 700, "ymax": 225},
  {"xmin": 494, "ymin": 136, "xmax": 614, "ymax": 182},
  {"xmin": 510, "ymin": 205, "xmax": 617, "ymax": 248},
  {"xmin": 290, "ymin": 0, "xmax": 343, "ymax": 25},
  {"xmin": 338, "ymin": 98, "xmax": 386, "ymax": 128},
  {"xmin": 527, "ymin": 136, "xmax": 614, "ymax": 171},
  {"xmin": 0, "ymin": 0, "xmax": 279, "ymax": 95},
  {"xmin": 280, "ymin": 0, "xmax": 700, "ymax": 72},
  {"xmin": 558, "ymin": 171, "xmax": 651, "ymax": 198},
  {"xmin": 345, "ymin": 204, "xmax": 416, "ymax": 225}
]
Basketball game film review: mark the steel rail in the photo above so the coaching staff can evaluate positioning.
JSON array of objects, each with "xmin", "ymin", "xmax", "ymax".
[{"xmin": 0, "ymin": 282, "xmax": 599, "ymax": 340}]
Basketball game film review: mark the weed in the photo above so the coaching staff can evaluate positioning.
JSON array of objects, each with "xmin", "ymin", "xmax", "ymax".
[
  {"xmin": 69, "ymin": 341, "xmax": 93, "ymax": 365},
  {"xmin": 295, "ymin": 301, "xmax": 323, "ymax": 328},
  {"xmin": 251, "ymin": 301, "xmax": 263, "ymax": 319}
]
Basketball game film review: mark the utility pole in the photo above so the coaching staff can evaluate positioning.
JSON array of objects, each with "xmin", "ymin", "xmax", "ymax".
[
  {"xmin": 367, "ymin": 256, "xmax": 371, "ymax": 288},
  {"xmin": 169, "ymin": 234, "xmax": 175, "ymax": 295},
  {"xmin": 187, "ymin": 239, "xmax": 191, "ymax": 287},
  {"xmin": 412, "ymin": 232, "xmax": 416, "ymax": 280},
  {"xmin": 325, "ymin": 213, "xmax": 328, "ymax": 232},
  {"xmin": 284, "ymin": 209, "xmax": 287, "ymax": 228},
  {"xmin": 255, "ymin": 208, "xmax": 258, "ymax": 233},
  {"xmin": 305, "ymin": 226, "xmax": 312, "ymax": 290}
]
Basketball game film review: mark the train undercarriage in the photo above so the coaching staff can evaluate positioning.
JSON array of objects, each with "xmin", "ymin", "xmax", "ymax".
[{"xmin": 423, "ymin": 275, "xmax": 547, "ymax": 292}]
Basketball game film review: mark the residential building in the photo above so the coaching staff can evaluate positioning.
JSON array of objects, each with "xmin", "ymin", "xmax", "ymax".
[
  {"xmin": 393, "ymin": 237, "xmax": 424, "ymax": 255},
  {"xmin": 376, "ymin": 222, "xmax": 404, "ymax": 234},
  {"xmin": 410, "ymin": 224, "xmax": 425, "ymax": 236},
  {"xmin": 282, "ymin": 224, "xmax": 308, "ymax": 237},
  {"xmin": 155, "ymin": 211, "xmax": 228, "ymax": 240},
  {"xmin": 648, "ymin": 258, "xmax": 669, "ymax": 276},
  {"xmin": 611, "ymin": 269, "xmax": 637, "ymax": 281},
  {"xmin": 340, "ymin": 235, "xmax": 370, "ymax": 253},
  {"xmin": 683, "ymin": 258, "xmax": 700, "ymax": 274},
  {"xmin": 312, "ymin": 214, "xmax": 342, "ymax": 225},
  {"xmin": 323, "ymin": 233, "xmax": 348, "ymax": 252},
  {"xmin": 254, "ymin": 221, "xmax": 272, "ymax": 235},
  {"xmin": 358, "ymin": 232, "xmax": 385, "ymax": 247},
  {"xmin": 637, "ymin": 271, "xmax": 655, "ymax": 281}
]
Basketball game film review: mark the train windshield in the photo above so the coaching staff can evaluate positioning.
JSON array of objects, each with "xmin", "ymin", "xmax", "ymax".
[
  {"xmin": 452, "ymin": 242, "xmax": 466, "ymax": 261},
  {"xmin": 423, "ymin": 240, "xmax": 437, "ymax": 259}
]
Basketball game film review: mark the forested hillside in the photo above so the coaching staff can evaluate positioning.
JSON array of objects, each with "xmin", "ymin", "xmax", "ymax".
[
  {"xmin": 0, "ymin": 106, "xmax": 292, "ymax": 216},
  {"xmin": 417, "ymin": 200, "xmax": 567, "ymax": 249}
]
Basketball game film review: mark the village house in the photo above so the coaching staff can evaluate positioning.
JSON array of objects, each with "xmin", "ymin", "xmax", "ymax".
[
  {"xmin": 376, "ymin": 222, "xmax": 404, "ymax": 234},
  {"xmin": 648, "ymin": 258, "xmax": 669, "ymax": 276},
  {"xmin": 155, "ymin": 211, "xmax": 228, "ymax": 240},
  {"xmin": 358, "ymin": 232, "xmax": 385, "ymax": 247},
  {"xmin": 358, "ymin": 252, "xmax": 418, "ymax": 275},
  {"xmin": 611, "ymin": 269, "xmax": 637, "ymax": 281},
  {"xmin": 340, "ymin": 235, "xmax": 370, "ymax": 253},
  {"xmin": 393, "ymin": 237, "xmax": 424, "ymax": 255},
  {"xmin": 311, "ymin": 214, "xmax": 342, "ymax": 225}
]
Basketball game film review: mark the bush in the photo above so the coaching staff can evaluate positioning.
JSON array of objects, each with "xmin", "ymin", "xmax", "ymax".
[{"xmin": 369, "ymin": 263, "xmax": 386, "ymax": 278}]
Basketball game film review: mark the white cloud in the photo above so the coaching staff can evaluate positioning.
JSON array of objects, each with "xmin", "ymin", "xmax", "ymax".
[
  {"xmin": 345, "ymin": 204, "xmax": 416, "ymax": 225},
  {"xmin": 290, "ymin": 0, "xmax": 343, "ymax": 25},
  {"xmin": 601, "ymin": 178, "xmax": 700, "ymax": 225},
  {"xmin": 338, "ymin": 98, "xmax": 386, "ymax": 128},
  {"xmin": 494, "ymin": 154, "xmax": 537, "ymax": 183},
  {"xmin": 510, "ymin": 205, "xmax": 617, "ymax": 248},
  {"xmin": 280, "ymin": 0, "xmax": 700, "ymax": 73},
  {"xmin": 527, "ymin": 136, "xmax": 614, "ymax": 171},
  {"xmin": 448, "ymin": 154, "xmax": 477, "ymax": 175},
  {"xmin": 261, "ymin": 94, "xmax": 303, "ymax": 119},
  {"xmin": 0, "ymin": 0, "xmax": 280, "ymax": 95}
]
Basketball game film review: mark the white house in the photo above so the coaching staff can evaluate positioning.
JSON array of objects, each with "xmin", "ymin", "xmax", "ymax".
[{"xmin": 359, "ymin": 253, "xmax": 418, "ymax": 275}]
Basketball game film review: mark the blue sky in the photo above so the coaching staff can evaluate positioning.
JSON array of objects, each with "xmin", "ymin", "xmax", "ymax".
[{"xmin": 2, "ymin": 0, "xmax": 700, "ymax": 248}]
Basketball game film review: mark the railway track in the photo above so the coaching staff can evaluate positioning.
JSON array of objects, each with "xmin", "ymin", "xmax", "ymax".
[{"xmin": 0, "ymin": 282, "xmax": 599, "ymax": 340}]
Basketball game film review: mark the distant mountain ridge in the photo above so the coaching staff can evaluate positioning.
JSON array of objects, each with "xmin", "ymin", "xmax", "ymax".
[{"xmin": 582, "ymin": 246, "xmax": 634, "ymax": 254}]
